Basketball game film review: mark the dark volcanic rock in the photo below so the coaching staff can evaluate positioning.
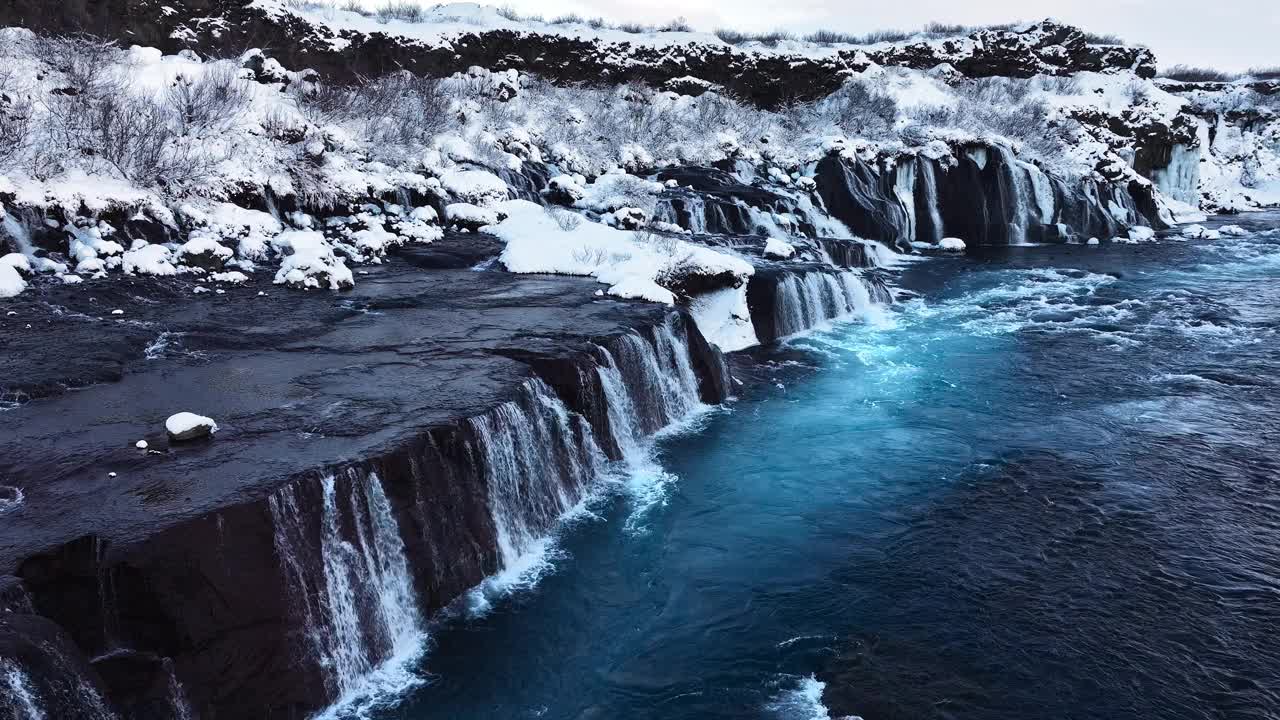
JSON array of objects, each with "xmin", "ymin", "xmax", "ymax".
[
  {"xmin": 0, "ymin": 259, "xmax": 729, "ymax": 719},
  {"xmin": 0, "ymin": 2, "xmax": 1156, "ymax": 107}
]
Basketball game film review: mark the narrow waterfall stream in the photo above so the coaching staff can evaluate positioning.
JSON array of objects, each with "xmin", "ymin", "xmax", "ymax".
[
  {"xmin": 352, "ymin": 216, "xmax": 1280, "ymax": 720},
  {"xmin": 2, "ymin": 659, "xmax": 46, "ymax": 720},
  {"xmin": 270, "ymin": 469, "xmax": 426, "ymax": 707}
]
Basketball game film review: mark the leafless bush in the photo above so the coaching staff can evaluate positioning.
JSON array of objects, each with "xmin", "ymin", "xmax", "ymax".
[
  {"xmin": 166, "ymin": 65, "xmax": 252, "ymax": 135},
  {"xmin": 1161, "ymin": 65, "xmax": 1240, "ymax": 83},
  {"xmin": 551, "ymin": 13, "xmax": 584, "ymax": 25},
  {"xmin": 1037, "ymin": 75, "xmax": 1082, "ymax": 94},
  {"xmin": 572, "ymin": 245, "xmax": 609, "ymax": 265},
  {"xmin": 1125, "ymin": 79, "xmax": 1151, "ymax": 105},
  {"xmin": 1082, "ymin": 31, "xmax": 1125, "ymax": 45},
  {"xmin": 261, "ymin": 107, "xmax": 308, "ymax": 142},
  {"xmin": 634, "ymin": 224, "xmax": 681, "ymax": 256},
  {"xmin": 377, "ymin": 1, "xmax": 425, "ymax": 23},
  {"xmin": 31, "ymin": 34, "xmax": 123, "ymax": 93},
  {"xmin": 495, "ymin": 5, "xmax": 522, "ymax": 21},
  {"xmin": 714, "ymin": 28, "xmax": 795, "ymax": 46},
  {"xmin": 545, "ymin": 206, "xmax": 583, "ymax": 231},
  {"xmin": 658, "ymin": 17, "xmax": 693, "ymax": 33},
  {"xmin": 819, "ymin": 79, "xmax": 899, "ymax": 136},
  {"xmin": 1249, "ymin": 66, "xmax": 1280, "ymax": 80},
  {"xmin": 298, "ymin": 72, "xmax": 452, "ymax": 151},
  {"xmin": 0, "ymin": 70, "xmax": 31, "ymax": 169}
]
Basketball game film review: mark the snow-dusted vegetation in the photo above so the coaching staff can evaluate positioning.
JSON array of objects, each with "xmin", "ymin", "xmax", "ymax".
[{"xmin": 0, "ymin": 3, "xmax": 1277, "ymax": 306}]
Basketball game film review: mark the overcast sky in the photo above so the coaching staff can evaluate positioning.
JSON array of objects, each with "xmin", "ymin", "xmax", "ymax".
[{"xmin": 385, "ymin": 0, "xmax": 1278, "ymax": 72}]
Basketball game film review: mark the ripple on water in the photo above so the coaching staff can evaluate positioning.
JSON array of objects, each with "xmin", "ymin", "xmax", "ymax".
[{"xmin": 0, "ymin": 485, "xmax": 23, "ymax": 512}]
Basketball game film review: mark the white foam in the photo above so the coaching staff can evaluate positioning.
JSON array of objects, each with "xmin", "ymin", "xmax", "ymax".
[{"xmin": 766, "ymin": 676, "xmax": 860, "ymax": 720}]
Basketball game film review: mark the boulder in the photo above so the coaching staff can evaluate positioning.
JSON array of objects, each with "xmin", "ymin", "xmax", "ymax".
[{"xmin": 165, "ymin": 412, "xmax": 219, "ymax": 442}]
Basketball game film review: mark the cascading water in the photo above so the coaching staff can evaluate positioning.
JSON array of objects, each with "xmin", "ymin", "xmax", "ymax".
[
  {"xmin": 1, "ymin": 659, "xmax": 46, "ymax": 720},
  {"xmin": 916, "ymin": 159, "xmax": 945, "ymax": 245},
  {"xmin": 469, "ymin": 380, "xmax": 604, "ymax": 570},
  {"xmin": 163, "ymin": 659, "xmax": 194, "ymax": 720},
  {"xmin": 595, "ymin": 318, "xmax": 707, "ymax": 458},
  {"xmin": 1, "ymin": 210, "xmax": 35, "ymax": 256},
  {"xmin": 772, "ymin": 271, "xmax": 889, "ymax": 338},
  {"xmin": 268, "ymin": 469, "xmax": 423, "ymax": 700}
]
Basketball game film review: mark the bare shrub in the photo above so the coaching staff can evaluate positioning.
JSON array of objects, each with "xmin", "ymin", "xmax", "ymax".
[
  {"xmin": 1161, "ymin": 65, "xmax": 1240, "ymax": 83},
  {"xmin": 1037, "ymin": 75, "xmax": 1082, "ymax": 94},
  {"xmin": 545, "ymin": 206, "xmax": 583, "ymax": 231},
  {"xmin": 572, "ymin": 245, "xmax": 609, "ymax": 265},
  {"xmin": 377, "ymin": 1, "xmax": 425, "ymax": 23},
  {"xmin": 1082, "ymin": 31, "xmax": 1125, "ymax": 45},
  {"xmin": 166, "ymin": 65, "xmax": 251, "ymax": 135},
  {"xmin": 1248, "ymin": 66, "xmax": 1280, "ymax": 80},
  {"xmin": 298, "ymin": 72, "xmax": 451, "ymax": 152},
  {"xmin": 658, "ymin": 17, "xmax": 693, "ymax": 33},
  {"xmin": 714, "ymin": 28, "xmax": 795, "ymax": 46},
  {"xmin": 0, "ymin": 70, "xmax": 31, "ymax": 170},
  {"xmin": 32, "ymin": 34, "xmax": 122, "ymax": 93},
  {"xmin": 820, "ymin": 79, "xmax": 899, "ymax": 136},
  {"xmin": 634, "ymin": 224, "xmax": 680, "ymax": 256}
]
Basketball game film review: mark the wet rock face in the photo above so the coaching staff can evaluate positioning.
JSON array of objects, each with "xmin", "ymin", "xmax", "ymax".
[
  {"xmin": 0, "ymin": 258, "xmax": 729, "ymax": 719},
  {"xmin": 815, "ymin": 147, "xmax": 1158, "ymax": 247},
  {"xmin": 0, "ymin": 614, "xmax": 115, "ymax": 720},
  {"xmin": 0, "ymin": 2, "xmax": 1155, "ymax": 107}
]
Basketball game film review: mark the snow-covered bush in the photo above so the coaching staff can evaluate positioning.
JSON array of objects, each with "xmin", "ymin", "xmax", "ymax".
[
  {"xmin": 166, "ymin": 65, "xmax": 252, "ymax": 135},
  {"xmin": 296, "ymin": 72, "xmax": 451, "ymax": 159}
]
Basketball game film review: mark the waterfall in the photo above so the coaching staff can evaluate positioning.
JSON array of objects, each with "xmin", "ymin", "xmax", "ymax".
[
  {"xmin": 892, "ymin": 158, "xmax": 918, "ymax": 244},
  {"xmin": 773, "ymin": 271, "xmax": 889, "ymax": 338},
  {"xmin": 1150, "ymin": 143, "xmax": 1202, "ymax": 206},
  {"xmin": 595, "ymin": 320, "xmax": 704, "ymax": 441},
  {"xmin": 916, "ymin": 160, "xmax": 944, "ymax": 245},
  {"xmin": 163, "ymin": 659, "xmax": 194, "ymax": 720},
  {"xmin": 269, "ymin": 469, "xmax": 423, "ymax": 699},
  {"xmin": 596, "ymin": 348, "xmax": 644, "ymax": 461},
  {"xmin": 1, "ymin": 211, "xmax": 34, "ymax": 257},
  {"xmin": 2, "ymin": 659, "xmax": 46, "ymax": 720},
  {"xmin": 595, "ymin": 319, "xmax": 705, "ymax": 457},
  {"xmin": 469, "ymin": 380, "xmax": 604, "ymax": 569}
]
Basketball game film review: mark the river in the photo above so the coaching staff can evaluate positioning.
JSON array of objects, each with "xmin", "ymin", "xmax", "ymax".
[{"xmin": 357, "ymin": 214, "xmax": 1280, "ymax": 720}]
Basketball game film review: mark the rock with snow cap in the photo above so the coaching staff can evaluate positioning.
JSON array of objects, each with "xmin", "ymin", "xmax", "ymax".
[{"xmin": 165, "ymin": 412, "xmax": 219, "ymax": 442}]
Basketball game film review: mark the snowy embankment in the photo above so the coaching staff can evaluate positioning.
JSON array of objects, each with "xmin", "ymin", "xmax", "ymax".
[
  {"xmin": 489, "ymin": 200, "xmax": 753, "ymax": 304},
  {"xmin": 0, "ymin": 6, "xmax": 1273, "ymax": 315}
]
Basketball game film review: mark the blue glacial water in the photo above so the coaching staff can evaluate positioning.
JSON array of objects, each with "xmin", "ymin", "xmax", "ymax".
[{"xmin": 368, "ymin": 214, "xmax": 1280, "ymax": 720}]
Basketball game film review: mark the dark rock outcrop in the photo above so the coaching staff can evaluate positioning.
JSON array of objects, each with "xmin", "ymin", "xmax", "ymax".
[
  {"xmin": 816, "ymin": 146, "xmax": 1160, "ymax": 247},
  {"xmin": 0, "ymin": 261, "xmax": 728, "ymax": 719},
  {"xmin": 0, "ymin": 1, "xmax": 1155, "ymax": 107}
]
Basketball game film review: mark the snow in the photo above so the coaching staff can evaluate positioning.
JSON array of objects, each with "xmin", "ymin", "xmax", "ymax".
[
  {"xmin": 764, "ymin": 238, "xmax": 797, "ymax": 259},
  {"xmin": 0, "ymin": 264, "xmax": 26, "ymax": 298},
  {"xmin": 271, "ymin": 231, "xmax": 354, "ymax": 290},
  {"xmin": 1128, "ymin": 226, "xmax": 1156, "ymax": 242},
  {"xmin": 0, "ymin": 253, "xmax": 31, "ymax": 274},
  {"xmin": 938, "ymin": 237, "xmax": 967, "ymax": 252},
  {"xmin": 178, "ymin": 235, "xmax": 235, "ymax": 266},
  {"xmin": 1219, "ymin": 224, "xmax": 1249, "ymax": 237},
  {"xmin": 439, "ymin": 169, "xmax": 510, "ymax": 205},
  {"xmin": 1181, "ymin": 224, "xmax": 1221, "ymax": 240},
  {"xmin": 136, "ymin": 440, "xmax": 149, "ymax": 449},
  {"xmin": 446, "ymin": 203, "xmax": 502, "ymax": 227},
  {"xmin": 490, "ymin": 200, "xmax": 752, "ymax": 305},
  {"xmin": 122, "ymin": 244, "xmax": 179, "ymax": 277},
  {"xmin": 165, "ymin": 412, "xmax": 219, "ymax": 439},
  {"xmin": 689, "ymin": 285, "xmax": 759, "ymax": 352}
]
